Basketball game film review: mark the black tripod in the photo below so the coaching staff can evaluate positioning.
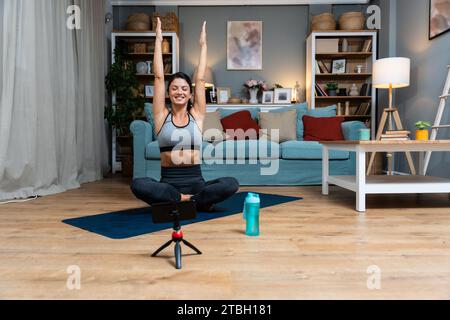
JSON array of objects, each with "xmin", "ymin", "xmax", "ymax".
[{"xmin": 151, "ymin": 202, "xmax": 202, "ymax": 269}]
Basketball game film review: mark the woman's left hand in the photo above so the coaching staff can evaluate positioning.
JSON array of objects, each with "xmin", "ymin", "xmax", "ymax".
[{"xmin": 199, "ymin": 21, "xmax": 207, "ymax": 47}]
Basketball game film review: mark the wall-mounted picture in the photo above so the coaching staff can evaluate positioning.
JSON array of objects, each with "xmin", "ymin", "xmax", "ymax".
[
  {"xmin": 227, "ymin": 21, "xmax": 263, "ymax": 70},
  {"xmin": 274, "ymin": 88, "xmax": 292, "ymax": 104},
  {"xmin": 145, "ymin": 85, "xmax": 154, "ymax": 98},
  {"xmin": 332, "ymin": 59, "xmax": 347, "ymax": 74},
  {"xmin": 429, "ymin": 0, "xmax": 450, "ymax": 39},
  {"xmin": 217, "ymin": 87, "xmax": 231, "ymax": 104},
  {"xmin": 262, "ymin": 91, "xmax": 274, "ymax": 104}
]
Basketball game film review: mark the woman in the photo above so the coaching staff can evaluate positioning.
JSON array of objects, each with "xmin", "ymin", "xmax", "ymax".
[{"xmin": 131, "ymin": 18, "xmax": 239, "ymax": 212}]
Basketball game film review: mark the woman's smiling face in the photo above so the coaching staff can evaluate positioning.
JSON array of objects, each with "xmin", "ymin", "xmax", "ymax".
[{"xmin": 169, "ymin": 78, "xmax": 192, "ymax": 107}]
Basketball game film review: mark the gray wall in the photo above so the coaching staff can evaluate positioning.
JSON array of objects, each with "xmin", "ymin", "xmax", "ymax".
[
  {"xmin": 178, "ymin": 6, "xmax": 309, "ymax": 99},
  {"xmin": 394, "ymin": 0, "xmax": 450, "ymax": 177},
  {"xmin": 113, "ymin": 6, "xmax": 155, "ymax": 30}
]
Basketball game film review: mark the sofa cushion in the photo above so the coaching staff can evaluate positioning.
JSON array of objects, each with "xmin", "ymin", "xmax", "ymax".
[
  {"xmin": 219, "ymin": 107, "xmax": 260, "ymax": 120},
  {"xmin": 267, "ymin": 103, "xmax": 336, "ymax": 140},
  {"xmin": 144, "ymin": 103, "xmax": 156, "ymax": 139},
  {"xmin": 258, "ymin": 110, "xmax": 297, "ymax": 142},
  {"xmin": 220, "ymin": 110, "xmax": 260, "ymax": 140},
  {"xmin": 303, "ymin": 116, "xmax": 344, "ymax": 141},
  {"xmin": 280, "ymin": 141, "xmax": 349, "ymax": 160},
  {"xmin": 203, "ymin": 110, "xmax": 227, "ymax": 142},
  {"xmin": 203, "ymin": 140, "xmax": 279, "ymax": 160}
]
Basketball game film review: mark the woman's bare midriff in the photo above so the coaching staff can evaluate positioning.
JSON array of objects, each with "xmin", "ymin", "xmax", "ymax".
[{"xmin": 160, "ymin": 150, "xmax": 201, "ymax": 167}]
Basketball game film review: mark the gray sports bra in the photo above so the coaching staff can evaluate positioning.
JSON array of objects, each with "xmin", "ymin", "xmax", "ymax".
[{"xmin": 156, "ymin": 112, "xmax": 202, "ymax": 152}]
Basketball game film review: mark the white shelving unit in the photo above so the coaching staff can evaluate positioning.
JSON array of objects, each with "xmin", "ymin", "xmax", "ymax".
[
  {"xmin": 110, "ymin": 31, "xmax": 179, "ymax": 173},
  {"xmin": 306, "ymin": 30, "xmax": 378, "ymax": 138}
]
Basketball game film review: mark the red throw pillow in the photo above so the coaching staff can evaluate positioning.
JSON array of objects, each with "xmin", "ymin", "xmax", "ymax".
[
  {"xmin": 302, "ymin": 115, "xmax": 344, "ymax": 141},
  {"xmin": 220, "ymin": 110, "xmax": 260, "ymax": 140}
]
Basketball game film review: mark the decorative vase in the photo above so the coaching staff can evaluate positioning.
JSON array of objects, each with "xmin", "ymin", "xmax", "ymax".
[
  {"xmin": 162, "ymin": 39, "xmax": 170, "ymax": 54},
  {"xmin": 341, "ymin": 38, "xmax": 349, "ymax": 52},
  {"xmin": 249, "ymin": 88, "xmax": 259, "ymax": 104},
  {"xmin": 415, "ymin": 130, "xmax": 429, "ymax": 141}
]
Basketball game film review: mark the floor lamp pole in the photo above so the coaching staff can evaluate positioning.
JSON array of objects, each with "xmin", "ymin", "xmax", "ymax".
[{"xmin": 366, "ymin": 83, "xmax": 416, "ymax": 176}]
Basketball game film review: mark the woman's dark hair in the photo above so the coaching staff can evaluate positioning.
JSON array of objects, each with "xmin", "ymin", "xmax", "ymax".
[{"xmin": 167, "ymin": 72, "xmax": 193, "ymax": 110}]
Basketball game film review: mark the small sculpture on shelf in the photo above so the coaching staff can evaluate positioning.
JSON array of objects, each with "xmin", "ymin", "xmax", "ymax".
[{"xmin": 349, "ymin": 83, "xmax": 359, "ymax": 96}]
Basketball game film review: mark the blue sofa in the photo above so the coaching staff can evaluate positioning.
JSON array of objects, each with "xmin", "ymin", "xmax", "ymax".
[{"xmin": 130, "ymin": 103, "xmax": 367, "ymax": 185}]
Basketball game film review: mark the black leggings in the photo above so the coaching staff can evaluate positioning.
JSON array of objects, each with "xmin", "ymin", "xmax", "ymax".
[{"xmin": 130, "ymin": 165, "xmax": 240, "ymax": 210}]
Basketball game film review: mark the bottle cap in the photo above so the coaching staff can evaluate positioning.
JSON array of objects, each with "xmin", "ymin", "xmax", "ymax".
[{"xmin": 246, "ymin": 192, "xmax": 260, "ymax": 203}]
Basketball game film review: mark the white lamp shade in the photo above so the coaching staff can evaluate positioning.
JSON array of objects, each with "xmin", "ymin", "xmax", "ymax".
[
  {"xmin": 192, "ymin": 67, "xmax": 215, "ymax": 88},
  {"xmin": 373, "ymin": 57, "xmax": 410, "ymax": 89}
]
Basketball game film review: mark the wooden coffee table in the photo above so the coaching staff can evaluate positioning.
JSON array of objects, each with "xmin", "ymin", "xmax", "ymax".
[{"xmin": 321, "ymin": 140, "xmax": 450, "ymax": 212}]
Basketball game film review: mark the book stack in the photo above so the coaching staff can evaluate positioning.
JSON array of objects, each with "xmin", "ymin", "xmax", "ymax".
[
  {"xmin": 315, "ymin": 60, "xmax": 330, "ymax": 74},
  {"xmin": 361, "ymin": 39, "xmax": 372, "ymax": 52},
  {"xmin": 354, "ymin": 102, "xmax": 371, "ymax": 116},
  {"xmin": 359, "ymin": 83, "xmax": 372, "ymax": 96},
  {"xmin": 381, "ymin": 130, "xmax": 411, "ymax": 141},
  {"xmin": 315, "ymin": 83, "xmax": 328, "ymax": 96}
]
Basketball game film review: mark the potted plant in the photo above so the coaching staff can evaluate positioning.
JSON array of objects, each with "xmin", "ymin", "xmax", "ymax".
[
  {"xmin": 414, "ymin": 121, "xmax": 432, "ymax": 141},
  {"xmin": 326, "ymin": 82, "xmax": 338, "ymax": 96},
  {"xmin": 105, "ymin": 48, "xmax": 145, "ymax": 175}
]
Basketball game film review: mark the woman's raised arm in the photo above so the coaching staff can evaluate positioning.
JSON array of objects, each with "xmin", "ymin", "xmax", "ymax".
[
  {"xmin": 152, "ymin": 18, "xmax": 169, "ymax": 131},
  {"xmin": 192, "ymin": 22, "xmax": 207, "ymax": 117}
]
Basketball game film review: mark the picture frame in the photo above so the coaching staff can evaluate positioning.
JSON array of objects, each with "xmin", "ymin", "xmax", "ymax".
[
  {"xmin": 429, "ymin": 0, "xmax": 450, "ymax": 40},
  {"xmin": 217, "ymin": 87, "xmax": 231, "ymax": 104},
  {"xmin": 227, "ymin": 21, "xmax": 263, "ymax": 70},
  {"xmin": 274, "ymin": 88, "xmax": 292, "ymax": 104},
  {"xmin": 145, "ymin": 85, "xmax": 154, "ymax": 98},
  {"xmin": 332, "ymin": 59, "xmax": 347, "ymax": 74},
  {"xmin": 262, "ymin": 91, "xmax": 274, "ymax": 104}
]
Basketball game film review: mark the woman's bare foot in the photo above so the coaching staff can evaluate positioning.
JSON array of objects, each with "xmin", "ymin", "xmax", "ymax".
[{"xmin": 180, "ymin": 194, "xmax": 193, "ymax": 202}]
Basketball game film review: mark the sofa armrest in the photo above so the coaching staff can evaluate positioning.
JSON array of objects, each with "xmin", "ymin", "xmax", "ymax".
[
  {"xmin": 130, "ymin": 120, "xmax": 153, "ymax": 179},
  {"xmin": 341, "ymin": 121, "xmax": 368, "ymax": 141}
]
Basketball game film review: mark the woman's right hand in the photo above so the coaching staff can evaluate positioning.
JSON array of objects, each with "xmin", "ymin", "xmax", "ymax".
[{"xmin": 156, "ymin": 17, "xmax": 163, "ymax": 42}]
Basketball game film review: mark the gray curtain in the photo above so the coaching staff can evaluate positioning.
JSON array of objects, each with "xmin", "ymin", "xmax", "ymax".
[{"xmin": 0, "ymin": 0, "xmax": 109, "ymax": 201}]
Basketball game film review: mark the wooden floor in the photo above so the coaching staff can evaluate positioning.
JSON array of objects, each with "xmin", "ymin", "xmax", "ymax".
[{"xmin": 1, "ymin": 176, "xmax": 450, "ymax": 300}]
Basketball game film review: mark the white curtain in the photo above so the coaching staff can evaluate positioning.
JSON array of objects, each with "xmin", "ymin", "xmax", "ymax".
[{"xmin": 0, "ymin": 0, "xmax": 108, "ymax": 201}]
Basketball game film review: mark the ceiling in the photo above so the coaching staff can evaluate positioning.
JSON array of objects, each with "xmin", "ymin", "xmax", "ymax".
[{"xmin": 111, "ymin": 0, "xmax": 370, "ymax": 6}]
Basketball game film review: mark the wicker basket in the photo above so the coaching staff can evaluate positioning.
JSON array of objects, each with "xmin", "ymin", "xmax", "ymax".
[
  {"xmin": 152, "ymin": 12, "xmax": 179, "ymax": 34},
  {"xmin": 126, "ymin": 13, "xmax": 151, "ymax": 31},
  {"xmin": 311, "ymin": 13, "xmax": 337, "ymax": 31},
  {"xmin": 339, "ymin": 12, "xmax": 365, "ymax": 30}
]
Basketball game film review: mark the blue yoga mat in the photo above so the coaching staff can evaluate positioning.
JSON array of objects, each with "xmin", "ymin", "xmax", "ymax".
[{"xmin": 62, "ymin": 192, "xmax": 302, "ymax": 239}]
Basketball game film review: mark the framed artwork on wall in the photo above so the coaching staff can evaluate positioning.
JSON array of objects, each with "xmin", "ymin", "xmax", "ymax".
[
  {"xmin": 429, "ymin": 0, "xmax": 450, "ymax": 39},
  {"xmin": 227, "ymin": 21, "xmax": 263, "ymax": 70}
]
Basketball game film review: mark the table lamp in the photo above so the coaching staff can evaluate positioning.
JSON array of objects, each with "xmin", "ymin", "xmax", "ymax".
[{"xmin": 367, "ymin": 57, "xmax": 416, "ymax": 175}]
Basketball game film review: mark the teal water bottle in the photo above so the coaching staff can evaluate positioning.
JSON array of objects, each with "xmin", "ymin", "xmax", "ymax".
[
  {"xmin": 243, "ymin": 192, "xmax": 256, "ymax": 220},
  {"xmin": 244, "ymin": 193, "xmax": 260, "ymax": 237}
]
